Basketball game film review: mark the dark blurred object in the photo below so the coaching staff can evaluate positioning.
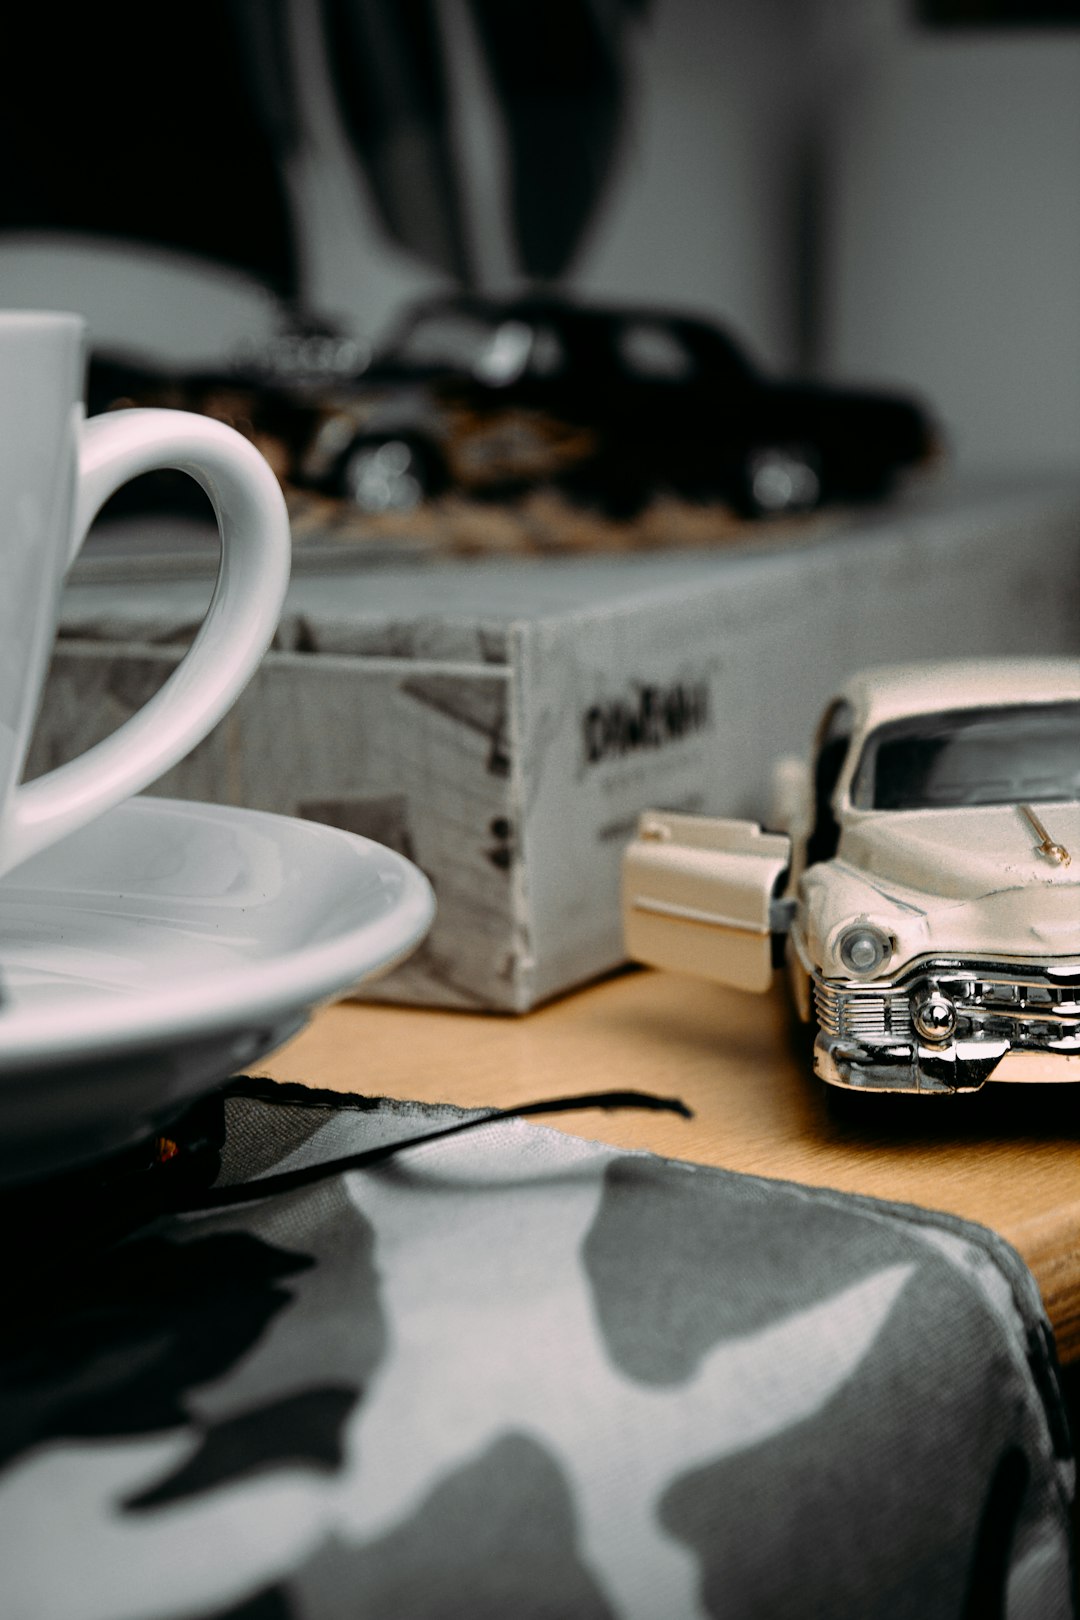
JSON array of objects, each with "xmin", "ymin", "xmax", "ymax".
[
  {"xmin": 915, "ymin": 0, "xmax": 1080, "ymax": 23},
  {"xmin": 89, "ymin": 293, "xmax": 939, "ymax": 524},
  {"xmin": 319, "ymin": 0, "xmax": 471, "ymax": 282},
  {"xmin": 0, "ymin": 1, "xmax": 645, "ymax": 303},
  {"xmin": 320, "ymin": 0, "xmax": 645, "ymax": 282},
  {"xmin": 466, "ymin": 0, "xmax": 642, "ymax": 279},
  {"xmin": 3, "ymin": 1088, "xmax": 227, "ymax": 1306},
  {"xmin": 0, "ymin": 1, "xmax": 299, "ymax": 295}
]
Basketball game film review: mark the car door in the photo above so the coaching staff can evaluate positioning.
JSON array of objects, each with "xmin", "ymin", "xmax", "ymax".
[{"xmin": 623, "ymin": 811, "xmax": 791, "ymax": 993}]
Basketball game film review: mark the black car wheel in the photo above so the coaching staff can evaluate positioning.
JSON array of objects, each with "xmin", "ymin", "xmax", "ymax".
[
  {"xmin": 338, "ymin": 436, "xmax": 441, "ymax": 514},
  {"xmin": 739, "ymin": 444, "xmax": 822, "ymax": 517}
]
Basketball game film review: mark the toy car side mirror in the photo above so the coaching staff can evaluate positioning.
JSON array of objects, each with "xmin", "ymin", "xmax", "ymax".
[{"xmin": 622, "ymin": 811, "xmax": 792, "ymax": 994}]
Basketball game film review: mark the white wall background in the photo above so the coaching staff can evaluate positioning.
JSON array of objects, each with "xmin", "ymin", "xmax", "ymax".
[
  {"xmin": 817, "ymin": 0, "xmax": 1080, "ymax": 474},
  {"xmin": 568, "ymin": 0, "xmax": 814, "ymax": 372}
]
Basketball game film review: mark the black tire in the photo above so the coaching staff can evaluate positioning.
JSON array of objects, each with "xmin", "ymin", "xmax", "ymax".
[
  {"xmin": 736, "ymin": 443, "xmax": 822, "ymax": 518},
  {"xmin": 337, "ymin": 435, "xmax": 444, "ymax": 514}
]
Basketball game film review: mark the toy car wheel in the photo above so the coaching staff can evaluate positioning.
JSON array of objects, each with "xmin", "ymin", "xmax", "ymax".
[
  {"xmin": 739, "ymin": 445, "xmax": 822, "ymax": 517},
  {"xmin": 338, "ymin": 437, "xmax": 438, "ymax": 514}
]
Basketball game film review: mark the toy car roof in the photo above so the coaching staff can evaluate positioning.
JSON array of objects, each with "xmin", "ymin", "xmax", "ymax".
[
  {"xmin": 386, "ymin": 291, "xmax": 733, "ymax": 340},
  {"xmin": 836, "ymin": 658, "xmax": 1080, "ymax": 734}
]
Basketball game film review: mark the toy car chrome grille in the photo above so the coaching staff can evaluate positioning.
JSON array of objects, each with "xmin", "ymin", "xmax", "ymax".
[
  {"xmin": 816, "ymin": 961, "xmax": 1080, "ymax": 1054},
  {"xmin": 809, "ymin": 959, "xmax": 1080, "ymax": 1049},
  {"xmin": 914, "ymin": 970, "xmax": 1079, "ymax": 1048},
  {"xmin": 814, "ymin": 982, "xmax": 913, "ymax": 1042},
  {"xmin": 966, "ymin": 977, "xmax": 1079, "ymax": 1016}
]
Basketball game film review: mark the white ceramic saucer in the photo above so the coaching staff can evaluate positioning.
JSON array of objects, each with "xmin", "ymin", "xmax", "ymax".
[{"xmin": 0, "ymin": 797, "xmax": 435, "ymax": 1183}]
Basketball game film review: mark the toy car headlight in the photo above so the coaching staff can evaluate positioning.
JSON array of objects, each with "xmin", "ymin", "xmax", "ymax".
[{"xmin": 837, "ymin": 922, "xmax": 893, "ymax": 977}]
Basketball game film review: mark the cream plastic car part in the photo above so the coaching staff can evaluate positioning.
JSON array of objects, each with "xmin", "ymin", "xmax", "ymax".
[{"xmin": 622, "ymin": 811, "xmax": 791, "ymax": 993}]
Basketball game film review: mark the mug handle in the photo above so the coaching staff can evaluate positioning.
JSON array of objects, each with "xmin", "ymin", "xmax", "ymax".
[{"xmin": 6, "ymin": 408, "xmax": 291, "ymax": 872}]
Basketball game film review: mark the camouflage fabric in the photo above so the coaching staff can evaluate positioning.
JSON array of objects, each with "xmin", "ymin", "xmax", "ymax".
[{"xmin": 0, "ymin": 1077, "xmax": 1073, "ymax": 1619}]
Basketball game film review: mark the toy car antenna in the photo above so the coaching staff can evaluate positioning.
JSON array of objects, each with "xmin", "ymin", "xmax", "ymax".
[{"xmin": 1019, "ymin": 804, "xmax": 1071, "ymax": 867}]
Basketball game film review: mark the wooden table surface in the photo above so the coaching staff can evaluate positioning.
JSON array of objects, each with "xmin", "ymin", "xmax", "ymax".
[{"xmin": 257, "ymin": 967, "xmax": 1080, "ymax": 1362}]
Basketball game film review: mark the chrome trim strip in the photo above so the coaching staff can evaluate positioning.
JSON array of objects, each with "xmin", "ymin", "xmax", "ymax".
[
  {"xmin": 816, "ymin": 955, "xmax": 1080, "ymax": 997},
  {"xmin": 971, "ymin": 1003, "xmax": 1080, "ymax": 1023}
]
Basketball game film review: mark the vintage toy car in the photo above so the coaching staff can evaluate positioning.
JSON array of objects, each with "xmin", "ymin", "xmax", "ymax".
[
  {"xmin": 623, "ymin": 659, "xmax": 1080, "ymax": 1094},
  {"xmin": 89, "ymin": 294, "xmax": 938, "ymax": 523}
]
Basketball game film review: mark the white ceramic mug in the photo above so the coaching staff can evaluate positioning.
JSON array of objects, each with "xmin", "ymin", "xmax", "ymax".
[{"xmin": 0, "ymin": 310, "xmax": 291, "ymax": 875}]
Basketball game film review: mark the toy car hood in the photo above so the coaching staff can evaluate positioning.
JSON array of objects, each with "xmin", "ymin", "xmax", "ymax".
[
  {"xmin": 839, "ymin": 804, "xmax": 1080, "ymax": 901},
  {"xmin": 800, "ymin": 805, "xmax": 1080, "ymax": 974}
]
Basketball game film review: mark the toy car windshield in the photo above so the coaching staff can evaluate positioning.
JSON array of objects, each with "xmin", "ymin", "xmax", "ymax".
[{"xmin": 850, "ymin": 702, "xmax": 1080, "ymax": 812}]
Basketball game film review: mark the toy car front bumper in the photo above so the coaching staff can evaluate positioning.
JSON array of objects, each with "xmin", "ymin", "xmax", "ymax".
[
  {"xmin": 812, "ymin": 957, "xmax": 1080, "ymax": 1094},
  {"xmin": 814, "ymin": 1032, "xmax": 1013, "ymax": 1094}
]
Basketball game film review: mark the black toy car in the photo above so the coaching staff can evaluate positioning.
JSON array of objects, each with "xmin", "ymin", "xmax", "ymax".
[{"xmin": 90, "ymin": 295, "xmax": 938, "ymax": 523}]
